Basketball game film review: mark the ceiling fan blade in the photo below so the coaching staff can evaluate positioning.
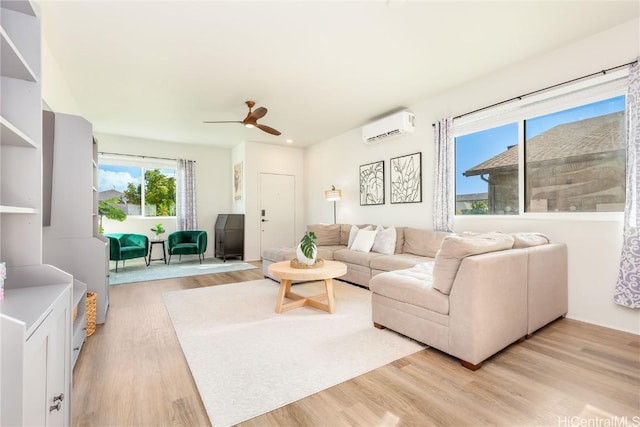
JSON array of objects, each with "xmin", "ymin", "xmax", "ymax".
[
  {"xmin": 203, "ymin": 120, "xmax": 242, "ymax": 124},
  {"xmin": 256, "ymin": 123, "xmax": 281, "ymax": 136},
  {"xmin": 249, "ymin": 106, "xmax": 267, "ymax": 121}
]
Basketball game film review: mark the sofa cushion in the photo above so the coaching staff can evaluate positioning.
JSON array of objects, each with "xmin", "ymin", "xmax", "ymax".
[
  {"xmin": 334, "ymin": 247, "xmax": 383, "ymax": 266},
  {"xmin": 511, "ymin": 232, "xmax": 550, "ymax": 249},
  {"xmin": 403, "ymin": 228, "xmax": 450, "ymax": 257},
  {"xmin": 394, "ymin": 227, "xmax": 406, "ymax": 254},
  {"xmin": 369, "ymin": 263, "xmax": 449, "ymax": 315},
  {"xmin": 372, "ymin": 226, "xmax": 396, "ymax": 255},
  {"xmin": 433, "ymin": 232, "xmax": 515, "ymax": 295},
  {"xmin": 307, "ymin": 224, "xmax": 341, "ymax": 246},
  {"xmin": 370, "ymin": 253, "xmax": 435, "ymax": 272},
  {"xmin": 350, "ymin": 228, "xmax": 378, "ymax": 252}
]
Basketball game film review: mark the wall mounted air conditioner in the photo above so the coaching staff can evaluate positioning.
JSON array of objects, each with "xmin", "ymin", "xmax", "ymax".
[{"xmin": 362, "ymin": 110, "xmax": 415, "ymax": 144}]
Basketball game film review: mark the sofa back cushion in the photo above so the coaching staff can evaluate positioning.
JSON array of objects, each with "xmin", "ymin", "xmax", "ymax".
[
  {"xmin": 403, "ymin": 228, "xmax": 450, "ymax": 257},
  {"xmin": 433, "ymin": 232, "xmax": 515, "ymax": 295},
  {"xmin": 394, "ymin": 227, "xmax": 406, "ymax": 254},
  {"xmin": 307, "ymin": 224, "xmax": 341, "ymax": 246},
  {"xmin": 511, "ymin": 232, "xmax": 550, "ymax": 249}
]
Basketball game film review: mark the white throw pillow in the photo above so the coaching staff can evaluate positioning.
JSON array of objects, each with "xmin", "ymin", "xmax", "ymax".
[
  {"xmin": 350, "ymin": 229, "xmax": 378, "ymax": 253},
  {"xmin": 348, "ymin": 225, "xmax": 372, "ymax": 248},
  {"xmin": 372, "ymin": 226, "xmax": 396, "ymax": 255}
]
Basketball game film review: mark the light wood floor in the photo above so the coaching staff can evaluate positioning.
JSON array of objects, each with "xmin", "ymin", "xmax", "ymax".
[{"xmin": 72, "ymin": 261, "xmax": 640, "ymax": 426}]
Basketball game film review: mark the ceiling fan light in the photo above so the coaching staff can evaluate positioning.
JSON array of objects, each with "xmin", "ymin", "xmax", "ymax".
[{"xmin": 244, "ymin": 123, "xmax": 255, "ymax": 129}]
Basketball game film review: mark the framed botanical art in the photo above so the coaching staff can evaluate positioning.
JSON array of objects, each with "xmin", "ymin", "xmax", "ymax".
[
  {"xmin": 390, "ymin": 152, "xmax": 422, "ymax": 204},
  {"xmin": 359, "ymin": 160, "xmax": 385, "ymax": 206},
  {"xmin": 233, "ymin": 162, "xmax": 243, "ymax": 201}
]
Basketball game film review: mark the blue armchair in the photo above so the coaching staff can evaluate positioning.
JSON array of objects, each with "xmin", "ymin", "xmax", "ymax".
[
  {"xmin": 105, "ymin": 233, "xmax": 149, "ymax": 272},
  {"xmin": 167, "ymin": 230, "xmax": 208, "ymax": 264}
]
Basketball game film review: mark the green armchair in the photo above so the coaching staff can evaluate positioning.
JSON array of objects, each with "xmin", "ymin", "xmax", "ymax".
[
  {"xmin": 167, "ymin": 230, "xmax": 207, "ymax": 264},
  {"xmin": 105, "ymin": 233, "xmax": 149, "ymax": 272}
]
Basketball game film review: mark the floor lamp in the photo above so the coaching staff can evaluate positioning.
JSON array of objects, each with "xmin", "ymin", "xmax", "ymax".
[{"xmin": 324, "ymin": 185, "xmax": 342, "ymax": 224}]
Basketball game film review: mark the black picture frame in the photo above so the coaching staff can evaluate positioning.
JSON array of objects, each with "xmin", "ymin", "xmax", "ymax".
[
  {"xmin": 359, "ymin": 160, "xmax": 385, "ymax": 206},
  {"xmin": 390, "ymin": 152, "xmax": 422, "ymax": 204}
]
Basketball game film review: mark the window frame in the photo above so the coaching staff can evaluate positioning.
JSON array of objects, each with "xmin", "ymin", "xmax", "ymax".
[
  {"xmin": 453, "ymin": 69, "xmax": 628, "ymax": 221},
  {"xmin": 98, "ymin": 154, "xmax": 178, "ymax": 219}
]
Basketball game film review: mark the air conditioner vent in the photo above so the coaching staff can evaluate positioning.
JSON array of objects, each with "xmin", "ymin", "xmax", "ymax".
[{"xmin": 362, "ymin": 111, "xmax": 415, "ymax": 144}]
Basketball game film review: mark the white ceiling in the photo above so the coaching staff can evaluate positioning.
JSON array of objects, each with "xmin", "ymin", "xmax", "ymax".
[{"xmin": 38, "ymin": 1, "xmax": 639, "ymax": 148}]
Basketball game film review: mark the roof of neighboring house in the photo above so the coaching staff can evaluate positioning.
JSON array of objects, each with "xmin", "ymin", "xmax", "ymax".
[
  {"xmin": 98, "ymin": 189, "xmax": 123, "ymax": 201},
  {"xmin": 455, "ymin": 192, "xmax": 488, "ymax": 202},
  {"xmin": 464, "ymin": 111, "xmax": 624, "ymax": 177}
]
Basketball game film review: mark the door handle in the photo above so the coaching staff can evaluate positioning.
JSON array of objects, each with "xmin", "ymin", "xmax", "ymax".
[{"xmin": 261, "ymin": 219, "xmax": 269, "ymax": 222}]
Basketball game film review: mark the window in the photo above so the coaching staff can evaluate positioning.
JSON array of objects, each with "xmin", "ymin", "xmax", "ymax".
[
  {"xmin": 455, "ymin": 123, "xmax": 519, "ymax": 215},
  {"xmin": 98, "ymin": 158, "xmax": 176, "ymax": 217},
  {"xmin": 524, "ymin": 96, "xmax": 625, "ymax": 213},
  {"xmin": 454, "ymin": 74, "xmax": 626, "ymax": 216}
]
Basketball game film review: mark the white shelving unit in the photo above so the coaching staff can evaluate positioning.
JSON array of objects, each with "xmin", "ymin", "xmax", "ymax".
[
  {"xmin": 43, "ymin": 112, "xmax": 110, "ymax": 325},
  {"xmin": 71, "ymin": 279, "xmax": 87, "ymax": 367},
  {"xmin": 0, "ymin": 1, "xmax": 74, "ymax": 424}
]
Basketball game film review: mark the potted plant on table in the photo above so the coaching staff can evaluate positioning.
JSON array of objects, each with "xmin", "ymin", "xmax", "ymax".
[
  {"xmin": 150, "ymin": 223, "xmax": 165, "ymax": 240},
  {"xmin": 295, "ymin": 231, "xmax": 318, "ymax": 266}
]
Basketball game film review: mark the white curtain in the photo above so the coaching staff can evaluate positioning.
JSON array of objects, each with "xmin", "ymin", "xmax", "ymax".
[
  {"xmin": 176, "ymin": 159, "xmax": 198, "ymax": 230},
  {"xmin": 433, "ymin": 117, "xmax": 454, "ymax": 232},
  {"xmin": 614, "ymin": 59, "xmax": 640, "ymax": 308}
]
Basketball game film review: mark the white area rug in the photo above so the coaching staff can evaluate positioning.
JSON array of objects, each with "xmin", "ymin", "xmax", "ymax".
[{"xmin": 163, "ymin": 279, "xmax": 425, "ymax": 427}]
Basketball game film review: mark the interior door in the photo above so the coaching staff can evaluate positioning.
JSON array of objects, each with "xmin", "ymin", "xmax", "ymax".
[{"xmin": 260, "ymin": 173, "xmax": 295, "ymax": 253}]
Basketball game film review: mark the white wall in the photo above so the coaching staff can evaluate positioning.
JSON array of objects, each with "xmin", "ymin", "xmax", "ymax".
[
  {"xmin": 41, "ymin": 38, "xmax": 81, "ymax": 115},
  {"xmin": 96, "ymin": 133, "xmax": 231, "ymax": 259},
  {"xmin": 305, "ymin": 18, "xmax": 640, "ymax": 333}
]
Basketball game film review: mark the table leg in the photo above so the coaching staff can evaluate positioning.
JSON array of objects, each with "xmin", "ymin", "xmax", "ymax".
[
  {"xmin": 324, "ymin": 278, "xmax": 336, "ymax": 314},
  {"xmin": 275, "ymin": 279, "xmax": 290, "ymax": 313}
]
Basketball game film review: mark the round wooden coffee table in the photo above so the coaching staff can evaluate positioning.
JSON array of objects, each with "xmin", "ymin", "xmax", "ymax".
[{"xmin": 268, "ymin": 260, "xmax": 347, "ymax": 314}]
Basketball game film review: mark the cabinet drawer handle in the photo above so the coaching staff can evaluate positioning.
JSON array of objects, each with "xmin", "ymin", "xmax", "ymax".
[
  {"xmin": 49, "ymin": 402, "xmax": 61, "ymax": 412},
  {"xmin": 74, "ymin": 346, "xmax": 80, "ymax": 351},
  {"xmin": 54, "ymin": 393, "xmax": 64, "ymax": 403}
]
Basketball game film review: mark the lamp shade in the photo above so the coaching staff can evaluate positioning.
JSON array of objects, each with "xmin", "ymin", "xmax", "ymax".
[{"xmin": 325, "ymin": 188, "xmax": 342, "ymax": 202}]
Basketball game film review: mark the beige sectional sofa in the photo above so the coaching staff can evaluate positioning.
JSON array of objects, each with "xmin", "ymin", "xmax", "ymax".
[
  {"xmin": 262, "ymin": 224, "xmax": 448, "ymax": 287},
  {"xmin": 261, "ymin": 224, "xmax": 568, "ymax": 370}
]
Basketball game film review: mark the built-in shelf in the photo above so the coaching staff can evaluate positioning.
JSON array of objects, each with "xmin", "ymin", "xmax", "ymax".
[
  {"xmin": 0, "ymin": 116, "xmax": 37, "ymax": 147},
  {"xmin": 0, "ymin": 27, "xmax": 37, "ymax": 82},
  {"xmin": 0, "ymin": 205, "xmax": 37, "ymax": 214}
]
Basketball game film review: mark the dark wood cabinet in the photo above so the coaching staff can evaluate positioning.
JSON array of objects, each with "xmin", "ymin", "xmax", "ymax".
[{"xmin": 215, "ymin": 214, "xmax": 244, "ymax": 261}]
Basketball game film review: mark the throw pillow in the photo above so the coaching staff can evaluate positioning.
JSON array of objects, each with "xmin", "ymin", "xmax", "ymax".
[
  {"xmin": 307, "ymin": 224, "xmax": 341, "ymax": 246},
  {"xmin": 350, "ymin": 229, "xmax": 378, "ymax": 253},
  {"xmin": 348, "ymin": 225, "xmax": 372, "ymax": 248},
  {"xmin": 371, "ymin": 226, "xmax": 397, "ymax": 255},
  {"xmin": 432, "ymin": 232, "xmax": 515, "ymax": 295}
]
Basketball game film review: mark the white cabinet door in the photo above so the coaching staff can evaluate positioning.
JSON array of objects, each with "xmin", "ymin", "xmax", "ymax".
[
  {"xmin": 23, "ymin": 322, "xmax": 49, "ymax": 426},
  {"xmin": 46, "ymin": 298, "xmax": 69, "ymax": 426},
  {"xmin": 22, "ymin": 288, "xmax": 70, "ymax": 427}
]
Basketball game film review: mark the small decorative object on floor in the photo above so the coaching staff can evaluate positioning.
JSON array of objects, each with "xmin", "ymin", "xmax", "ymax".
[
  {"xmin": 150, "ymin": 222, "xmax": 165, "ymax": 240},
  {"xmin": 0, "ymin": 261, "xmax": 5, "ymax": 300},
  {"xmin": 86, "ymin": 292, "xmax": 97, "ymax": 336},
  {"xmin": 295, "ymin": 231, "xmax": 317, "ymax": 267}
]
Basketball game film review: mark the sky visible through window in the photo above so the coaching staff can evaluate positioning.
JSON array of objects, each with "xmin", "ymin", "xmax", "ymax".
[
  {"xmin": 455, "ymin": 96, "xmax": 625, "ymax": 196},
  {"xmin": 98, "ymin": 164, "xmax": 175, "ymax": 193}
]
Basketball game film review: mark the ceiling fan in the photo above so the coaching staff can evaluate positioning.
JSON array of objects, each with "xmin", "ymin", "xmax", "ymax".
[{"xmin": 204, "ymin": 100, "xmax": 281, "ymax": 136}]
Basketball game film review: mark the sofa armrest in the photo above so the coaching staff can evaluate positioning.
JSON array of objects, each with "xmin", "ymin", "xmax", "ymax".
[
  {"xmin": 448, "ymin": 250, "xmax": 528, "ymax": 366},
  {"xmin": 105, "ymin": 235, "xmax": 122, "ymax": 260},
  {"xmin": 196, "ymin": 231, "xmax": 208, "ymax": 253},
  {"xmin": 127, "ymin": 233, "xmax": 149, "ymax": 249}
]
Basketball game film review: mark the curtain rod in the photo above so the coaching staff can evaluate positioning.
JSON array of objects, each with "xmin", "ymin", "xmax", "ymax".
[
  {"xmin": 98, "ymin": 151, "xmax": 195, "ymax": 163},
  {"xmin": 431, "ymin": 59, "xmax": 638, "ymax": 127}
]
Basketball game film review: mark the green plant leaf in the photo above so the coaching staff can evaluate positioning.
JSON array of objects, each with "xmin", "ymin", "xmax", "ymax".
[{"xmin": 300, "ymin": 231, "xmax": 317, "ymax": 259}]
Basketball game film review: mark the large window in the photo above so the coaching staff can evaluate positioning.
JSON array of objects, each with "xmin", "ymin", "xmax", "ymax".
[
  {"xmin": 454, "ymin": 76, "xmax": 626, "ymax": 216},
  {"xmin": 98, "ymin": 158, "xmax": 176, "ymax": 217}
]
